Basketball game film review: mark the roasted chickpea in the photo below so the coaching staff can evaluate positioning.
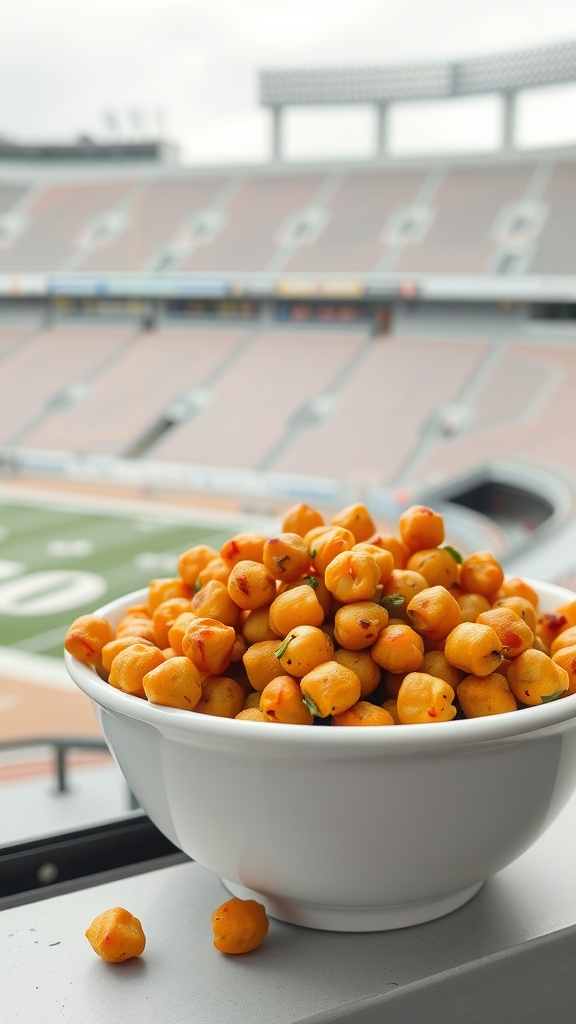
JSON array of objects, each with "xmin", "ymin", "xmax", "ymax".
[
  {"xmin": 220, "ymin": 532, "xmax": 267, "ymax": 568},
  {"xmin": 235, "ymin": 707, "xmax": 270, "ymax": 722},
  {"xmin": 242, "ymin": 639, "xmax": 287, "ymax": 692},
  {"xmin": 142, "ymin": 656, "xmax": 202, "ymax": 710},
  {"xmin": 550, "ymin": 626, "xmax": 576, "ymax": 656},
  {"xmin": 366, "ymin": 532, "xmax": 409, "ymax": 569},
  {"xmin": 64, "ymin": 614, "xmax": 115, "ymax": 669},
  {"xmin": 536, "ymin": 612, "xmax": 570, "ymax": 651},
  {"xmin": 108, "ymin": 642, "xmax": 165, "ymax": 697},
  {"xmin": 333, "ymin": 600, "xmax": 388, "ymax": 650},
  {"xmin": 406, "ymin": 547, "xmax": 460, "ymax": 589},
  {"xmin": 456, "ymin": 592, "xmax": 492, "ymax": 623},
  {"xmin": 177, "ymin": 544, "xmax": 219, "ymax": 588},
  {"xmin": 268, "ymin": 583, "xmax": 325, "ymax": 636},
  {"xmin": 300, "ymin": 661, "xmax": 361, "ymax": 718},
  {"xmin": 191, "ymin": 578, "xmax": 240, "ymax": 627},
  {"xmin": 198, "ymin": 556, "xmax": 231, "ymax": 587},
  {"xmin": 152, "ymin": 597, "xmax": 192, "ymax": 648},
  {"xmin": 493, "ymin": 595, "xmax": 538, "ymax": 634},
  {"xmin": 211, "ymin": 897, "xmax": 269, "ymax": 954},
  {"xmin": 181, "ymin": 616, "xmax": 236, "ymax": 676},
  {"xmin": 309, "ymin": 526, "xmax": 355, "ymax": 575},
  {"xmin": 552, "ymin": 644, "xmax": 576, "ymax": 696},
  {"xmin": 457, "ymin": 673, "xmax": 517, "ymax": 718},
  {"xmin": 260, "ymin": 675, "xmax": 315, "ymax": 725},
  {"xmin": 507, "ymin": 649, "xmax": 569, "ymax": 706},
  {"xmin": 167, "ymin": 611, "xmax": 198, "ymax": 655},
  {"xmin": 398, "ymin": 505, "xmax": 445, "ymax": 554},
  {"xmin": 194, "ymin": 676, "xmax": 246, "ymax": 718},
  {"xmin": 275, "ymin": 624, "xmax": 334, "ymax": 677},
  {"xmin": 371, "ymin": 622, "xmax": 425, "ymax": 674},
  {"xmin": 332, "ymin": 648, "xmax": 382, "ymax": 697},
  {"xmin": 331, "ymin": 701, "xmax": 394, "ymax": 727},
  {"xmin": 86, "ymin": 907, "xmax": 146, "ymax": 962},
  {"xmin": 147, "ymin": 577, "xmax": 191, "ymax": 615},
  {"xmin": 422, "ymin": 650, "xmax": 464, "ymax": 691},
  {"xmin": 352, "ymin": 543, "xmax": 394, "ymax": 585},
  {"xmin": 241, "ymin": 605, "xmax": 278, "ymax": 644},
  {"xmin": 396, "ymin": 671, "xmax": 456, "ymax": 724},
  {"xmin": 100, "ymin": 635, "xmax": 155, "ymax": 678},
  {"xmin": 115, "ymin": 613, "xmax": 156, "ymax": 643},
  {"xmin": 324, "ymin": 550, "xmax": 381, "ymax": 604},
  {"xmin": 495, "ymin": 576, "xmax": 539, "ymax": 609},
  {"xmin": 444, "ymin": 622, "xmax": 503, "ymax": 677},
  {"xmin": 406, "ymin": 585, "xmax": 462, "ymax": 641},
  {"xmin": 459, "ymin": 551, "xmax": 504, "ymax": 598},
  {"xmin": 262, "ymin": 532, "xmax": 311, "ymax": 582},
  {"xmin": 476, "ymin": 606, "xmax": 534, "ymax": 658},
  {"xmin": 281, "ymin": 502, "xmax": 325, "ymax": 537},
  {"xmin": 330, "ymin": 503, "xmax": 376, "ymax": 543},
  {"xmin": 380, "ymin": 569, "xmax": 428, "ymax": 618},
  {"xmin": 227, "ymin": 560, "xmax": 277, "ymax": 611}
]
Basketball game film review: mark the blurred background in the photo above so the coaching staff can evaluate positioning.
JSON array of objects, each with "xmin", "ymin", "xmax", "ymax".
[{"xmin": 1, "ymin": 0, "xmax": 576, "ymax": 860}]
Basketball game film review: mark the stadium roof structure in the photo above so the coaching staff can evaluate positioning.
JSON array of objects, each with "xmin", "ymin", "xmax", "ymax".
[{"xmin": 259, "ymin": 39, "xmax": 576, "ymax": 159}]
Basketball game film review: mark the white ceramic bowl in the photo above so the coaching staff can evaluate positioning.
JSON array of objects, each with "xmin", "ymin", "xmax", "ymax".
[{"xmin": 65, "ymin": 580, "xmax": 576, "ymax": 932}]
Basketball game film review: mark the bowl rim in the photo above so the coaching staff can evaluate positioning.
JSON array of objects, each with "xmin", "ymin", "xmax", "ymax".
[{"xmin": 64, "ymin": 579, "xmax": 576, "ymax": 753}]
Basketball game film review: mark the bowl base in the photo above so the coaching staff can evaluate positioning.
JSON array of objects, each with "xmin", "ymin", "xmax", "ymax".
[{"xmin": 221, "ymin": 878, "xmax": 484, "ymax": 932}]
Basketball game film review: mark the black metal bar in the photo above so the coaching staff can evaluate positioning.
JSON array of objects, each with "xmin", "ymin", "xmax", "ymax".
[
  {"xmin": 0, "ymin": 735, "xmax": 135, "ymax": 802},
  {"xmin": 0, "ymin": 815, "xmax": 189, "ymax": 906}
]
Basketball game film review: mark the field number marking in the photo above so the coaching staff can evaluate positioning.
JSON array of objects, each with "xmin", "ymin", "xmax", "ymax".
[{"xmin": 0, "ymin": 570, "xmax": 107, "ymax": 617}]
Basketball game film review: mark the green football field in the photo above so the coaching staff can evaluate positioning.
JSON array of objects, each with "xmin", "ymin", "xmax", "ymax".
[{"xmin": 0, "ymin": 490, "xmax": 270, "ymax": 661}]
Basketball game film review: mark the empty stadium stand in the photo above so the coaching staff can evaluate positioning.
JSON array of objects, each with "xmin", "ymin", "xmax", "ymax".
[
  {"xmin": 0, "ymin": 77, "xmax": 574, "ymax": 570},
  {"xmin": 0, "ymin": 153, "xmax": 574, "ymax": 279}
]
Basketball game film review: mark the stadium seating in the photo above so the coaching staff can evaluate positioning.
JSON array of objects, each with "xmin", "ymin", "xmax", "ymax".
[
  {"xmin": 180, "ymin": 171, "xmax": 327, "ymax": 272},
  {"xmin": 0, "ymin": 156, "xmax": 574, "ymax": 275},
  {"xmin": 147, "ymin": 326, "xmax": 367, "ymax": 467},
  {"xmin": 15, "ymin": 325, "xmax": 248, "ymax": 455},
  {"xmin": 527, "ymin": 163, "xmax": 576, "ymax": 275},
  {"xmin": 270, "ymin": 335, "xmax": 490, "ymax": 480},
  {"xmin": 0, "ymin": 181, "xmax": 135, "ymax": 273},
  {"xmin": 414, "ymin": 340, "xmax": 576, "ymax": 484},
  {"xmin": 76, "ymin": 176, "xmax": 227, "ymax": 272},
  {"xmin": 393, "ymin": 163, "xmax": 537, "ymax": 274},
  {"xmin": 0, "ymin": 322, "xmax": 135, "ymax": 445},
  {"xmin": 283, "ymin": 167, "xmax": 429, "ymax": 272},
  {"xmin": 0, "ymin": 151, "xmax": 575, "ymax": 512},
  {"xmin": 1, "ymin": 314, "xmax": 574, "ymax": 495}
]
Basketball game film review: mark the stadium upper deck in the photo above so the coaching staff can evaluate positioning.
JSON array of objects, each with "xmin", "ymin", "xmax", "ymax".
[{"xmin": 0, "ymin": 150, "xmax": 575, "ymax": 305}]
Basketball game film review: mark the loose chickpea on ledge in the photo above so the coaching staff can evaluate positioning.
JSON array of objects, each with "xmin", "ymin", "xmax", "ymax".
[{"xmin": 65, "ymin": 501, "xmax": 575, "ymax": 726}]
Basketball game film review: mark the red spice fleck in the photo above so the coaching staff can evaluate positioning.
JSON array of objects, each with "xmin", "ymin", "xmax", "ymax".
[
  {"xmin": 237, "ymin": 576, "xmax": 250, "ymax": 595},
  {"xmin": 543, "ymin": 614, "xmax": 567, "ymax": 630}
]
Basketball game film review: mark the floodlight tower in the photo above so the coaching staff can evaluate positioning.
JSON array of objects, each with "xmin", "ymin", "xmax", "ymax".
[{"xmin": 260, "ymin": 40, "xmax": 576, "ymax": 162}]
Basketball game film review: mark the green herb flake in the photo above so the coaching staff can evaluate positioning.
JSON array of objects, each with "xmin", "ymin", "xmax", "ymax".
[
  {"xmin": 304, "ymin": 575, "xmax": 319, "ymax": 590},
  {"xmin": 275, "ymin": 634, "xmax": 295, "ymax": 659},
  {"xmin": 302, "ymin": 693, "xmax": 319, "ymax": 716},
  {"xmin": 308, "ymin": 548, "xmax": 317, "ymax": 560},
  {"xmin": 541, "ymin": 689, "xmax": 567, "ymax": 704},
  {"xmin": 193, "ymin": 580, "xmax": 202, "ymax": 593},
  {"xmin": 443, "ymin": 545, "xmax": 464, "ymax": 565},
  {"xmin": 380, "ymin": 593, "xmax": 405, "ymax": 610}
]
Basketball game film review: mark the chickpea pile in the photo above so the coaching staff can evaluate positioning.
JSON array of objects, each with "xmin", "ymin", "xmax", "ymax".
[{"xmin": 65, "ymin": 502, "xmax": 576, "ymax": 726}]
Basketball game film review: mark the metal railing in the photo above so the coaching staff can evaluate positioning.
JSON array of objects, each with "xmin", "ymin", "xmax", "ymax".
[{"xmin": 0, "ymin": 736, "xmax": 138, "ymax": 808}]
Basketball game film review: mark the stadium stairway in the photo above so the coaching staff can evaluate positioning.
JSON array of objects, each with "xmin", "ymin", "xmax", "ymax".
[{"xmin": 256, "ymin": 327, "xmax": 377, "ymax": 470}]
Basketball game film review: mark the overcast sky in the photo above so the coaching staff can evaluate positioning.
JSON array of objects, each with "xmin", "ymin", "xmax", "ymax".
[{"xmin": 1, "ymin": 0, "xmax": 576, "ymax": 165}]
